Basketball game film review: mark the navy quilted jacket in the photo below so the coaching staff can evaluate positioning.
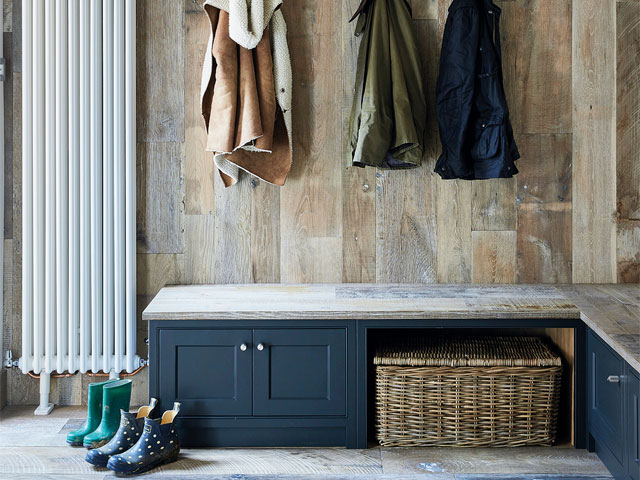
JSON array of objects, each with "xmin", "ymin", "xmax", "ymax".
[{"xmin": 435, "ymin": 0, "xmax": 520, "ymax": 180}]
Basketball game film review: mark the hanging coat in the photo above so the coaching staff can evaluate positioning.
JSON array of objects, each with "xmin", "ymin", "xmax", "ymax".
[
  {"xmin": 348, "ymin": 0, "xmax": 427, "ymax": 169},
  {"xmin": 201, "ymin": 0, "xmax": 292, "ymax": 187},
  {"xmin": 435, "ymin": 0, "xmax": 520, "ymax": 180}
]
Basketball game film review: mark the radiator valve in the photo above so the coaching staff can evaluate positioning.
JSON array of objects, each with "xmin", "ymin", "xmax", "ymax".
[{"xmin": 3, "ymin": 350, "xmax": 18, "ymax": 369}]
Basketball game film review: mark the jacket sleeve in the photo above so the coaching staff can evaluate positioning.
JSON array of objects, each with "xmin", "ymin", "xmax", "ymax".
[{"xmin": 436, "ymin": 7, "xmax": 479, "ymax": 171}]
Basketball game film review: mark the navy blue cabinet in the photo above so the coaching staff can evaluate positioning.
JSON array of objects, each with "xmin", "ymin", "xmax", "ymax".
[
  {"xmin": 588, "ymin": 330, "xmax": 625, "ymax": 464},
  {"xmin": 587, "ymin": 330, "xmax": 640, "ymax": 480},
  {"xmin": 149, "ymin": 321, "xmax": 356, "ymax": 447}
]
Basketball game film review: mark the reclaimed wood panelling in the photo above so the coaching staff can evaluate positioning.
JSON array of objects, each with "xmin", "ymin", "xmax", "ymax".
[
  {"xmin": 617, "ymin": 1, "xmax": 640, "ymax": 222},
  {"xmin": 136, "ymin": 253, "xmax": 185, "ymax": 296},
  {"xmin": 471, "ymin": 231, "xmax": 517, "ymax": 283},
  {"xmin": 411, "ymin": 0, "xmax": 438, "ymax": 21},
  {"xmin": 517, "ymin": 204, "xmax": 572, "ymax": 284},
  {"xmin": 376, "ymin": 168, "xmax": 436, "ymax": 283},
  {"xmin": 279, "ymin": 1, "xmax": 343, "ymax": 283},
  {"xmin": 136, "ymin": 0, "xmax": 185, "ymax": 143},
  {"xmin": 617, "ymin": 219, "xmax": 640, "ymax": 283},
  {"xmin": 616, "ymin": 1, "xmax": 640, "ymax": 281},
  {"xmin": 436, "ymin": 180, "xmax": 472, "ymax": 283},
  {"xmin": 341, "ymin": 109, "xmax": 376, "ymax": 283},
  {"xmin": 251, "ymin": 181, "xmax": 281, "ymax": 283},
  {"xmin": 3, "ymin": 240, "xmax": 13, "ymax": 354},
  {"xmin": 471, "ymin": 179, "xmax": 517, "ymax": 231},
  {"xmin": 184, "ymin": 5, "xmax": 215, "ymax": 216},
  {"xmin": 136, "ymin": 142, "xmax": 185, "ymax": 254},
  {"xmin": 9, "ymin": 0, "xmax": 19, "ymax": 73},
  {"xmin": 184, "ymin": 214, "xmax": 216, "ymax": 284},
  {"xmin": 501, "ymin": 0, "xmax": 572, "ymax": 134},
  {"xmin": 3, "ymin": 0, "xmax": 12, "ymax": 33},
  {"xmin": 213, "ymin": 177, "xmax": 252, "ymax": 284},
  {"xmin": 516, "ymin": 134, "xmax": 572, "ymax": 283},
  {"xmin": 4, "ymin": 32, "xmax": 13, "ymax": 239},
  {"xmin": 572, "ymin": 0, "xmax": 617, "ymax": 283}
]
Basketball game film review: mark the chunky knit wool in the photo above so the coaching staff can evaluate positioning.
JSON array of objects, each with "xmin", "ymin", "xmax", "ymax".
[{"xmin": 205, "ymin": 0, "xmax": 282, "ymax": 49}]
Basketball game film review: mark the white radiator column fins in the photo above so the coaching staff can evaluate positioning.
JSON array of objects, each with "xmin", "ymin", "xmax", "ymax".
[{"xmin": 20, "ymin": 0, "xmax": 140, "ymax": 415}]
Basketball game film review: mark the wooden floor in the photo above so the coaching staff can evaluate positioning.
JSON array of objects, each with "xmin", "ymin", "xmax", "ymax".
[{"xmin": 0, "ymin": 406, "xmax": 612, "ymax": 480}]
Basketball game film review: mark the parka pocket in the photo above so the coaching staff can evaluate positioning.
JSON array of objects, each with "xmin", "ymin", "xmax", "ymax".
[{"xmin": 471, "ymin": 113, "xmax": 503, "ymax": 160}]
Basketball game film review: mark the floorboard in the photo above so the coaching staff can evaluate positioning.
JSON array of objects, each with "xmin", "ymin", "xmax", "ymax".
[{"xmin": 0, "ymin": 406, "xmax": 612, "ymax": 479}]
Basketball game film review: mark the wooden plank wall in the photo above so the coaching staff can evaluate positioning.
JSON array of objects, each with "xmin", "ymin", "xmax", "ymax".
[
  {"xmin": 164, "ymin": 0, "xmax": 579, "ymax": 289},
  {"xmin": 616, "ymin": 0, "xmax": 640, "ymax": 282},
  {"xmin": 572, "ymin": 0, "xmax": 617, "ymax": 283},
  {"xmin": 0, "ymin": 0, "xmax": 636, "ymax": 405}
]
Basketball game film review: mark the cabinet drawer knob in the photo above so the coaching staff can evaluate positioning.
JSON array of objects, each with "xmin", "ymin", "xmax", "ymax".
[
  {"xmin": 239, "ymin": 343, "xmax": 247, "ymax": 352},
  {"xmin": 606, "ymin": 375, "xmax": 620, "ymax": 383},
  {"xmin": 257, "ymin": 343, "xmax": 265, "ymax": 351}
]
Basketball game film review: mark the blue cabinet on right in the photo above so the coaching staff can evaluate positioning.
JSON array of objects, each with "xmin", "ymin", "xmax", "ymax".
[
  {"xmin": 628, "ymin": 368, "xmax": 640, "ymax": 480},
  {"xmin": 588, "ymin": 330, "xmax": 640, "ymax": 480}
]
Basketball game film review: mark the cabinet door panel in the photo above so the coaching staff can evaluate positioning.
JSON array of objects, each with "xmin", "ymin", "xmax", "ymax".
[
  {"xmin": 629, "ymin": 367, "xmax": 640, "ymax": 480},
  {"xmin": 159, "ymin": 329, "xmax": 252, "ymax": 416},
  {"xmin": 253, "ymin": 329, "xmax": 346, "ymax": 416},
  {"xmin": 588, "ymin": 331, "xmax": 625, "ymax": 463}
]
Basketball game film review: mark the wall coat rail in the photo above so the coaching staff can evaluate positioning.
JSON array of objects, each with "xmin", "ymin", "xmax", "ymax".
[{"xmin": 20, "ymin": 0, "xmax": 139, "ymax": 415}]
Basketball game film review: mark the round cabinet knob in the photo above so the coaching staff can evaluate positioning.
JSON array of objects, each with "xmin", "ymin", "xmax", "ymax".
[
  {"xmin": 256, "ymin": 343, "xmax": 264, "ymax": 351},
  {"xmin": 606, "ymin": 375, "xmax": 620, "ymax": 383},
  {"xmin": 239, "ymin": 343, "xmax": 247, "ymax": 352}
]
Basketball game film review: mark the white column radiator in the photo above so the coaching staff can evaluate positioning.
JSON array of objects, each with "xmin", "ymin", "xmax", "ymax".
[{"xmin": 20, "ymin": 0, "xmax": 139, "ymax": 414}]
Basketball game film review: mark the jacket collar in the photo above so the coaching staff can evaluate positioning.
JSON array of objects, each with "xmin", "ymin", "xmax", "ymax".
[{"xmin": 449, "ymin": 0, "xmax": 501, "ymax": 14}]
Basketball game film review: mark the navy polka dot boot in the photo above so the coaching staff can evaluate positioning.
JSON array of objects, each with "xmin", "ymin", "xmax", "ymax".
[
  {"xmin": 106, "ymin": 402, "xmax": 181, "ymax": 475},
  {"xmin": 85, "ymin": 398, "xmax": 158, "ymax": 467}
]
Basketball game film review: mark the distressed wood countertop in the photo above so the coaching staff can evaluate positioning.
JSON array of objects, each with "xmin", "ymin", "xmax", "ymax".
[{"xmin": 143, "ymin": 284, "xmax": 639, "ymax": 371}]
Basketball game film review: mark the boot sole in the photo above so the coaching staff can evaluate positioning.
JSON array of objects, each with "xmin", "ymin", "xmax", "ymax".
[
  {"xmin": 83, "ymin": 439, "xmax": 109, "ymax": 450},
  {"xmin": 85, "ymin": 455, "xmax": 109, "ymax": 468},
  {"xmin": 66, "ymin": 440, "xmax": 83, "ymax": 447},
  {"xmin": 111, "ymin": 450, "xmax": 180, "ymax": 476}
]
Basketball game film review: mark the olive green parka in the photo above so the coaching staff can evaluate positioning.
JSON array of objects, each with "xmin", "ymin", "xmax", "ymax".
[{"xmin": 349, "ymin": 0, "xmax": 427, "ymax": 169}]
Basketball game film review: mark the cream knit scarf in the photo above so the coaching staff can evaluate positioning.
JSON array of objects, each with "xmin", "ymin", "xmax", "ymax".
[{"xmin": 204, "ymin": 0, "xmax": 283, "ymax": 49}]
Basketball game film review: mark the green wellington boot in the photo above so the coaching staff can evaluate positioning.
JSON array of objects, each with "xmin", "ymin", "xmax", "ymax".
[
  {"xmin": 83, "ymin": 379, "xmax": 132, "ymax": 449},
  {"xmin": 66, "ymin": 379, "xmax": 118, "ymax": 446}
]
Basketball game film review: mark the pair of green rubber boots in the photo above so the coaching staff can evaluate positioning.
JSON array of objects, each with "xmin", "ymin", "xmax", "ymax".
[{"xmin": 66, "ymin": 378, "xmax": 132, "ymax": 449}]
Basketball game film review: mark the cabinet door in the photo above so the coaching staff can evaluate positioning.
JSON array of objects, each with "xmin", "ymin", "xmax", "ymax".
[
  {"xmin": 629, "ymin": 367, "xmax": 640, "ymax": 480},
  {"xmin": 588, "ymin": 331, "xmax": 625, "ymax": 464},
  {"xmin": 253, "ymin": 329, "xmax": 346, "ymax": 416},
  {"xmin": 159, "ymin": 329, "xmax": 253, "ymax": 416}
]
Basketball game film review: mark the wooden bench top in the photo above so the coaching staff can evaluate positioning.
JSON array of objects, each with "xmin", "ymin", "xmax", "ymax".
[{"xmin": 143, "ymin": 283, "xmax": 639, "ymax": 372}]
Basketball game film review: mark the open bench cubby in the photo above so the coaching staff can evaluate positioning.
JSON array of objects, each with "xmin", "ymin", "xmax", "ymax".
[{"xmin": 365, "ymin": 328, "xmax": 576, "ymax": 448}]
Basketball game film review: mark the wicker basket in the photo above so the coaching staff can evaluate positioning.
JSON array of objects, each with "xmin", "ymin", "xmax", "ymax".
[{"xmin": 374, "ymin": 336, "xmax": 562, "ymax": 447}]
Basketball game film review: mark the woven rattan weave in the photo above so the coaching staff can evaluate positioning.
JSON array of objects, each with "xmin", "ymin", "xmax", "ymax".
[{"xmin": 374, "ymin": 336, "xmax": 562, "ymax": 447}]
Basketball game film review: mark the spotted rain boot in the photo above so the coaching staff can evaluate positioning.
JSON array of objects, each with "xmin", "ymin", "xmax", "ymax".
[
  {"xmin": 107, "ymin": 402, "xmax": 181, "ymax": 475},
  {"xmin": 83, "ymin": 379, "xmax": 132, "ymax": 449},
  {"xmin": 66, "ymin": 379, "xmax": 117, "ymax": 446},
  {"xmin": 85, "ymin": 398, "xmax": 158, "ymax": 467}
]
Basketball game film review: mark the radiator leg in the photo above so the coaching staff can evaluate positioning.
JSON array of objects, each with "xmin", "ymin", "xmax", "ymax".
[
  {"xmin": 109, "ymin": 369, "xmax": 119, "ymax": 380},
  {"xmin": 34, "ymin": 372, "xmax": 54, "ymax": 415}
]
